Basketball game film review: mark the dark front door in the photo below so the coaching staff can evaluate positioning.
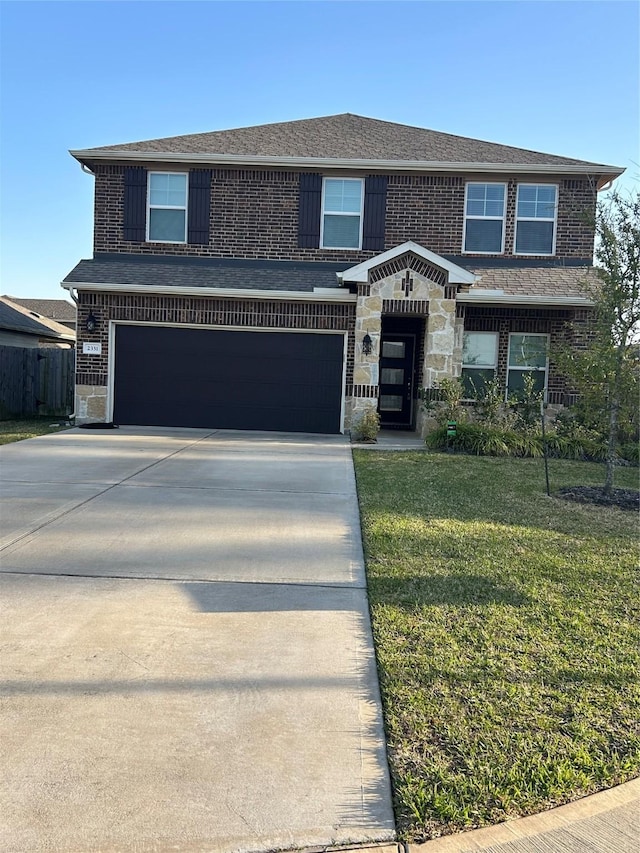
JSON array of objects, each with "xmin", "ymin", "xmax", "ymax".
[{"xmin": 378, "ymin": 334, "xmax": 416, "ymax": 428}]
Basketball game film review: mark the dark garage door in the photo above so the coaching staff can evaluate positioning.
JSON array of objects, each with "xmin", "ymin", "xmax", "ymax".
[{"xmin": 113, "ymin": 325, "xmax": 345, "ymax": 433}]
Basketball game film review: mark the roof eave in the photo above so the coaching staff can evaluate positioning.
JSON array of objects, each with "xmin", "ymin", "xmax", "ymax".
[
  {"xmin": 69, "ymin": 149, "xmax": 625, "ymax": 181},
  {"xmin": 61, "ymin": 280, "xmax": 357, "ymax": 303},
  {"xmin": 458, "ymin": 292, "xmax": 593, "ymax": 307}
]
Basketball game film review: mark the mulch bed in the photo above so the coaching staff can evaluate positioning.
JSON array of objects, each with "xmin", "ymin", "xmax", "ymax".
[{"xmin": 556, "ymin": 485, "xmax": 639, "ymax": 512}]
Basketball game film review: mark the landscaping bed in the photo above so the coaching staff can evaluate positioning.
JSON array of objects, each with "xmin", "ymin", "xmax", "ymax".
[{"xmin": 353, "ymin": 451, "xmax": 640, "ymax": 842}]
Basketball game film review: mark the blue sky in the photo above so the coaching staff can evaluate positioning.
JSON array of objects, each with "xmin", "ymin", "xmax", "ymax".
[{"xmin": 1, "ymin": 0, "xmax": 638, "ymax": 300}]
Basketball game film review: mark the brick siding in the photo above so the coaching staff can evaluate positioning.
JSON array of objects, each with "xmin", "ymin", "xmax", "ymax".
[
  {"xmin": 463, "ymin": 304, "xmax": 596, "ymax": 404},
  {"xmin": 76, "ymin": 290, "xmax": 356, "ymax": 388},
  {"xmin": 93, "ymin": 165, "xmax": 597, "ymax": 263}
]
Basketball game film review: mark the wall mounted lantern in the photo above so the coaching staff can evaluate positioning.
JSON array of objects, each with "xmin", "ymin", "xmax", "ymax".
[
  {"xmin": 362, "ymin": 331, "xmax": 374, "ymax": 356},
  {"xmin": 85, "ymin": 311, "xmax": 98, "ymax": 333}
]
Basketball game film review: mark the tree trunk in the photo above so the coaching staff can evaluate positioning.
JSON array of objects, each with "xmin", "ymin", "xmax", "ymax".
[{"xmin": 604, "ymin": 388, "xmax": 620, "ymax": 496}]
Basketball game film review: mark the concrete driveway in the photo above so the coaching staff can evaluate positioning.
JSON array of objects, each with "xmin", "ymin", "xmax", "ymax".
[{"xmin": 0, "ymin": 427, "xmax": 395, "ymax": 852}]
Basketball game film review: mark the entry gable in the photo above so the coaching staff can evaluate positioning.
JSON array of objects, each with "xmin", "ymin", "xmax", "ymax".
[{"xmin": 337, "ymin": 241, "xmax": 478, "ymax": 286}]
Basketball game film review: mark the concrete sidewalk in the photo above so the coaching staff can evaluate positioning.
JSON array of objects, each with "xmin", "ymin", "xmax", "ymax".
[
  {"xmin": 406, "ymin": 778, "xmax": 639, "ymax": 853},
  {"xmin": 0, "ymin": 427, "xmax": 395, "ymax": 852}
]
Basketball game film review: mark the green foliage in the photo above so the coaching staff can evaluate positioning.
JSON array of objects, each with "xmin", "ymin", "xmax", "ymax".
[
  {"xmin": 425, "ymin": 422, "xmax": 616, "ymax": 462},
  {"xmin": 471, "ymin": 377, "xmax": 513, "ymax": 427},
  {"xmin": 353, "ymin": 406, "xmax": 380, "ymax": 442},
  {"xmin": 508, "ymin": 371, "xmax": 545, "ymax": 431},
  {"xmin": 421, "ymin": 377, "xmax": 468, "ymax": 426},
  {"xmin": 554, "ymin": 190, "xmax": 640, "ymax": 492}
]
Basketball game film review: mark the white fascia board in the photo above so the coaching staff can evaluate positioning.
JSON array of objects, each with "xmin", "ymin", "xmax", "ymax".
[
  {"xmin": 338, "ymin": 241, "xmax": 478, "ymax": 285},
  {"xmin": 458, "ymin": 292, "xmax": 593, "ymax": 307},
  {"xmin": 61, "ymin": 281, "xmax": 357, "ymax": 303},
  {"xmin": 69, "ymin": 149, "xmax": 625, "ymax": 180}
]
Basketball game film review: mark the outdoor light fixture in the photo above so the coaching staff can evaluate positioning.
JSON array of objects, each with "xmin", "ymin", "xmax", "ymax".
[
  {"xmin": 85, "ymin": 311, "xmax": 98, "ymax": 333},
  {"xmin": 362, "ymin": 331, "xmax": 374, "ymax": 356}
]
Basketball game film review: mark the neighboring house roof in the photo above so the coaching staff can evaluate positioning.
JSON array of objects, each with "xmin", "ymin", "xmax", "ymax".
[
  {"xmin": 70, "ymin": 114, "xmax": 623, "ymax": 183},
  {"xmin": 63, "ymin": 255, "xmax": 352, "ymax": 299},
  {"xmin": 2, "ymin": 296, "xmax": 76, "ymax": 323},
  {"xmin": 0, "ymin": 296, "xmax": 76, "ymax": 341}
]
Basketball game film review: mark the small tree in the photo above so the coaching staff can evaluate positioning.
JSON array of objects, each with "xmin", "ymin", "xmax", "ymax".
[{"xmin": 560, "ymin": 190, "xmax": 639, "ymax": 493}]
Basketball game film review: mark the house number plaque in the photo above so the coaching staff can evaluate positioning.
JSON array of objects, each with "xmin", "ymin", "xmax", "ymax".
[{"xmin": 83, "ymin": 342, "xmax": 102, "ymax": 355}]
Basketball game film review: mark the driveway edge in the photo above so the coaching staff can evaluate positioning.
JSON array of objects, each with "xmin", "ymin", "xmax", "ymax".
[{"xmin": 407, "ymin": 777, "xmax": 640, "ymax": 851}]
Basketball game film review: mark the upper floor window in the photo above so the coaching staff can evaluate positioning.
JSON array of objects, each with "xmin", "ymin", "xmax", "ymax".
[
  {"xmin": 147, "ymin": 172, "xmax": 188, "ymax": 243},
  {"xmin": 515, "ymin": 184, "xmax": 557, "ymax": 255},
  {"xmin": 463, "ymin": 183, "xmax": 506, "ymax": 254},
  {"xmin": 321, "ymin": 178, "xmax": 363, "ymax": 249}
]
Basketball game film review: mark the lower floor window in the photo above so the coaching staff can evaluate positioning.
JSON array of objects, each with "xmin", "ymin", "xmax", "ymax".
[
  {"xmin": 462, "ymin": 331, "xmax": 498, "ymax": 397},
  {"xmin": 507, "ymin": 333, "xmax": 548, "ymax": 399}
]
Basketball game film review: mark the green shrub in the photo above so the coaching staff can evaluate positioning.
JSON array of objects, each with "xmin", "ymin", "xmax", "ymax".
[
  {"xmin": 353, "ymin": 407, "xmax": 380, "ymax": 442},
  {"xmin": 425, "ymin": 423, "xmax": 616, "ymax": 462}
]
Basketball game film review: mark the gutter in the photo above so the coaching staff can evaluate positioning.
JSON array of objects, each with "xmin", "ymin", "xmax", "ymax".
[
  {"xmin": 69, "ymin": 150, "xmax": 624, "ymax": 187},
  {"xmin": 61, "ymin": 281, "xmax": 357, "ymax": 303},
  {"xmin": 457, "ymin": 291, "xmax": 593, "ymax": 307}
]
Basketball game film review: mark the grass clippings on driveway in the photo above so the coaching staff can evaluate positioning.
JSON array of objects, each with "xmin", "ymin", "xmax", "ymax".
[
  {"xmin": 353, "ymin": 451, "xmax": 640, "ymax": 843},
  {"xmin": 0, "ymin": 417, "xmax": 71, "ymax": 445}
]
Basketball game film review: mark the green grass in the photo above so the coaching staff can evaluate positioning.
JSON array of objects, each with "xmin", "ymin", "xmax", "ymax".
[
  {"xmin": 0, "ymin": 417, "xmax": 72, "ymax": 445},
  {"xmin": 353, "ymin": 451, "xmax": 640, "ymax": 842}
]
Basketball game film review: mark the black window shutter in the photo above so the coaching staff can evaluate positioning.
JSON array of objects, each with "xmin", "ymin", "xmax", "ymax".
[
  {"xmin": 298, "ymin": 173, "xmax": 322, "ymax": 248},
  {"xmin": 362, "ymin": 175, "xmax": 387, "ymax": 251},
  {"xmin": 123, "ymin": 166, "xmax": 147, "ymax": 242},
  {"xmin": 187, "ymin": 169, "xmax": 212, "ymax": 245}
]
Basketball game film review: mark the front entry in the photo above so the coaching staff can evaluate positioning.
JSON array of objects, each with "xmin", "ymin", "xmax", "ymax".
[{"xmin": 378, "ymin": 333, "xmax": 416, "ymax": 428}]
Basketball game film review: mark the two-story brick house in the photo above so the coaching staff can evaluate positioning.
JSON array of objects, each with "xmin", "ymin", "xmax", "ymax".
[{"xmin": 63, "ymin": 114, "xmax": 623, "ymax": 434}]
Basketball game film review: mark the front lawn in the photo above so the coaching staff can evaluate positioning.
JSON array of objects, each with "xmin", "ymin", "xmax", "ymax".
[
  {"xmin": 0, "ymin": 417, "xmax": 71, "ymax": 445},
  {"xmin": 353, "ymin": 451, "xmax": 639, "ymax": 842}
]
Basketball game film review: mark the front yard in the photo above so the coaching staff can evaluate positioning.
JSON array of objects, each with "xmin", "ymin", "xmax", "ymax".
[{"xmin": 353, "ymin": 451, "xmax": 639, "ymax": 842}]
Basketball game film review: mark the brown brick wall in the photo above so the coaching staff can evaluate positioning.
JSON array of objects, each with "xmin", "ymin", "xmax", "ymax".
[
  {"xmin": 463, "ymin": 304, "xmax": 596, "ymax": 403},
  {"xmin": 75, "ymin": 290, "xmax": 356, "ymax": 388},
  {"xmin": 93, "ymin": 165, "xmax": 597, "ymax": 262}
]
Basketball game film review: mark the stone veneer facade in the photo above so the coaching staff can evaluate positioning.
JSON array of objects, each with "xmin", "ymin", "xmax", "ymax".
[{"xmin": 349, "ymin": 252, "xmax": 460, "ymax": 435}]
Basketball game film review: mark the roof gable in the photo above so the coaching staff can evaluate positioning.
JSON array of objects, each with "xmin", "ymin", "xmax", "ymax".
[
  {"xmin": 71, "ymin": 114, "xmax": 622, "ymax": 178},
  {"xmin": 339, "ymin": 242, "xmax": 478, "ymax": 285}
]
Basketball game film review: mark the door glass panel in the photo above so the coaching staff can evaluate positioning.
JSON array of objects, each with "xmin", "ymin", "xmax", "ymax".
[
  {"xmin": 380, "ymin": 395, "xmax": 403, "ymax": 411},
  {"xmin": 381, "ymin": 367, "xmax": 404, "ymax": 385},
  {"xmin": 382, "ymin": 341, "xmax": 405, "ymax": 359}
]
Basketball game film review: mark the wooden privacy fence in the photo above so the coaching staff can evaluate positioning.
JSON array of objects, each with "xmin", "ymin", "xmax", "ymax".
[{"xmin": 0, "ymin": 346, "xmax": 75, "ymax": 418}]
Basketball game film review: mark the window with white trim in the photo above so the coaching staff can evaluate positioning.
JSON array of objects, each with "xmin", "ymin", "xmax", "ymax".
[
  {"xmin": 321, "ymin": 178, "xmax": 363, "ymax": 249},
  {"xmin": 462, "ymin": 332, "xmax": 498, "ymax": 397},
  {"xmin": 507, "ymin": 333, "xmax": 549, "ymax": 398},
  {"xmin": 514, "ymin": 184, "xmax": 557, "ymax": 255},
  {"xmin": 147, "ymin": 172, "xmax": 188, "ymax": 243},
  {"xmin": 463, "ymin": 183, "xmax": 506, "ymax": 253}
]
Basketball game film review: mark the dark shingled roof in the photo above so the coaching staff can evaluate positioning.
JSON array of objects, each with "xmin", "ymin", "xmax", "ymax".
[
  {"xmin": 73, "ymin": 114, "xmax": 619, "ymax": 171},
  {"xmin": 3, "ymin": 296, "xmax": 76, "ymax": 322},
  {"xmin": 0, "ymin": 297, "xmax": 76, "ymax": 339},
  {"xmin": 63, "ymin": 253, "xmax": 597, "ymax": 303},
  {"xmin": 63, "ymin": 255, "xmax": 350, "ymax": 293}
]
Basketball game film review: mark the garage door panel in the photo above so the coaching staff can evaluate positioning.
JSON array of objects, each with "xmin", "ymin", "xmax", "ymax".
[{"xmin": 113, "ymin": 326, "xmax": 344, "ymax": 433}]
